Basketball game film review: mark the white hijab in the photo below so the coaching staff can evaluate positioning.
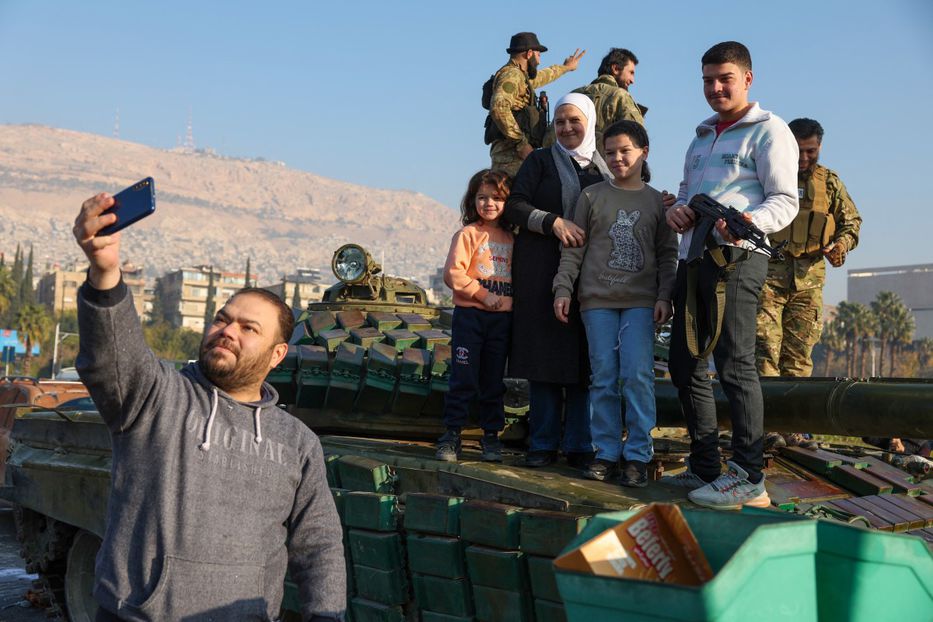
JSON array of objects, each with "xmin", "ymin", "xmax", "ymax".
[{"xmin": 553, "ymin": 92, "xmax": 599, "ymax": 166}]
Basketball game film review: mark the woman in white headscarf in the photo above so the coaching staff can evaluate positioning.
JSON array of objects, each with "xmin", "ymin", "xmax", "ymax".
[{"xmin": 504, "ymin": 93, "xmax": 611, "ymax": 469}]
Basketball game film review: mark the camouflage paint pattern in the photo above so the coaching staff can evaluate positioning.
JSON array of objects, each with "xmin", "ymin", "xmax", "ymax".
[
  {"xmin": 573, "ymin": 74, "xmax": 645, "ymax": 152},
  {"xmin": 757, "ymin": 166, "xmax": 861, "ymax": 377},
  {"xmin": 489, "ymin": 60, "xmax": 568, "ymax": 176}
]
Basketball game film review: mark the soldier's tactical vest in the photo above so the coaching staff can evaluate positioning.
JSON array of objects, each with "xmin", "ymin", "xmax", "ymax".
[
  {"xmin": 770, "ymin": 166, "xmax": 836, "ymax": 257},
  {"xmin": 483, "ymin": 67, "xmax": 544, "ymax": 147}
]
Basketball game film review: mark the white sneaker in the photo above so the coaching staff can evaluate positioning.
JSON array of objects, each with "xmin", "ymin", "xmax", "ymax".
[
  {"xmin": 660, "ymin": 459, "xmax": 711, "ymax": 490},
  {"xmin": 688, "ymin": 461, "xmax": 771, "ymax": 510}
]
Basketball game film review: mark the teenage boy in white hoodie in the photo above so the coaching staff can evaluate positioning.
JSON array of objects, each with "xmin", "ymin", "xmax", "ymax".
[{"xmin": 663, "ymin": 41, "xmax": 799, "ymax": 510}]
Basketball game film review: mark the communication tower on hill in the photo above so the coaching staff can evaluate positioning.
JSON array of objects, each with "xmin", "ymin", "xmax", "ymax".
[
  {"xmin": 184, "ymin": 108, "xmax": 195, "ymax": 151},
  {"xmin": 113, "ymin": 108, "xmax": 120, "ymax": 139}
]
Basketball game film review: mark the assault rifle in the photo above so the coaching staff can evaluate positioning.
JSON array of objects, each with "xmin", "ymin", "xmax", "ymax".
[
  {"xmin": 538, "ymin": 90, "xmax": 550, "ymax": 125},
  {"xmin": 685, "ymin": 193, "xmax": 785, "ymax": 264}
]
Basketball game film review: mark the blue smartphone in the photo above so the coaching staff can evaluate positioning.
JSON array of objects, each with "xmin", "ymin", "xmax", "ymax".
[{"xmin": 99, "ymin": 177, "xmax": 156, "ymax": 236}]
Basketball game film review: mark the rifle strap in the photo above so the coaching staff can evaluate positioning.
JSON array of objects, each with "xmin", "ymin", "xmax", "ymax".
[{"xmin": 684, "ymin": 244, "xmax": 728, "ymax": 359}]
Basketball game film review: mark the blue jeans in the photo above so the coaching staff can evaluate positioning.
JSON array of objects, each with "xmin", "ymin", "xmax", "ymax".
[
  {"xmin": 527, "ymin": 382, "xmax": 591, "ymax": 454},
  {"xmin": 581, "ymin": 307, "xmax": 656, "ymax": 463}
]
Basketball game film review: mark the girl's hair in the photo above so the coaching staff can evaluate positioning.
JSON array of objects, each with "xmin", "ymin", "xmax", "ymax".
[
  {"xmin": 603, "ymin": 120, "xmax": 651, "ymax": 182},
  {"xmin": 460, "ymin": 169, "xmax": 512, "ymax": 225}
]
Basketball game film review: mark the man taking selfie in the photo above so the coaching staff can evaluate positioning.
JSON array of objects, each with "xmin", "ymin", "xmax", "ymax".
[{"xmin": 73, "ymin": 192, "xmax": 345, "ymax": 621}]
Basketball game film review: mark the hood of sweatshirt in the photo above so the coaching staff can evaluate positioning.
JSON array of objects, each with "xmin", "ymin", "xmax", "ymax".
[{"xmin": 181, "ymin": 362, "xmax": 281, "ymax": 451}]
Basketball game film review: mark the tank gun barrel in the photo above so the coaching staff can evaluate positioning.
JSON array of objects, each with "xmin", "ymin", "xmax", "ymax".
[{"xmin": 655, "ymin": 377, "xmax": 933, "ymax": 438}]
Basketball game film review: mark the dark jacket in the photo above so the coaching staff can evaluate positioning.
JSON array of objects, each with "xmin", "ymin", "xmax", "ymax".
[{"xmin": 504, "ymin": 148, "xmax": 604, "ymax": 384}]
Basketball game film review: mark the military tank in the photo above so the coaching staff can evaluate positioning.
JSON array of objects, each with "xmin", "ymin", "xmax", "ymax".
[{"xmin": 3, "ymin": 244, "xmax": 933, "ymax": 621}]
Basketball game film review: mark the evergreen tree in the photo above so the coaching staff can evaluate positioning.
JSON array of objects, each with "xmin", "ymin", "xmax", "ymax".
[
  {"xmin": 9, "ymin": 244, "xmax": 23, "ymax": 321},
  {"xmin": 11, "ymin": 244, "xmax": 22, "ymax": 296},
  {"xmin": 291, "ymin": 282, "xmax": 302, "ymax": 310},
  {"xmin": 0, "ymin": 265, "xmax": 13, "ymax": 327},
  {"xmin": 203, "ymin": 267, "xmax": 217, "ymax": 334},
  {"xmin": 20, "ymin": 244, "xmax": 34, "ymax": 305},
  {"xmin": 244, "ymin": 257, "xmax": 252, "ymax": 289},
  {"xmin": 148, "ymin": 276, "xmax": 169, "ymax": 325}
]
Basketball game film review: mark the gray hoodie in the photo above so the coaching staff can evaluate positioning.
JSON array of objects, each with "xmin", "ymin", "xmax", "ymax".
[{"xmin": 76, "ymin": 280, "xmax": 345, "ymax": 621}]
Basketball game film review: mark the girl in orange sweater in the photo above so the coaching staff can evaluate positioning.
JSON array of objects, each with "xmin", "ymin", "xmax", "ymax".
[{"xmin": 436, "ymin": 169, "xmax": 514, "ymax": 463}]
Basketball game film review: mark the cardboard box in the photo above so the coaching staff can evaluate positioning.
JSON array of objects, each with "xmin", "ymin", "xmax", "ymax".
[{"xmin": 553, "ymin": 503, "xmax": 713, "ymax": 586}]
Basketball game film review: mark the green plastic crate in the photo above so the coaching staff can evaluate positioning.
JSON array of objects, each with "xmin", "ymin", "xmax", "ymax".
[{"xmin": 555, "ymin": 508, "xmax": 933, "ymax": 622}]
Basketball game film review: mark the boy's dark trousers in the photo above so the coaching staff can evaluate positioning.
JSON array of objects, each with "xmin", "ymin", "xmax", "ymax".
[
  {"xmin": 444, "ymin": 306, "xmax": 512, "ymax": 432},
  {"xmin": 668, "ymin": 247, "xmax": 768, "ymax": 483}
]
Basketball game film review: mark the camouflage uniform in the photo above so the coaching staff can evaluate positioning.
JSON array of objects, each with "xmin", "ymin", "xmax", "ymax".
[
  {"xmin": 489, "ymin": 60, "xmax": 568, "ymax": 177},
  {"xmin": 756, "ymin": 165, "xmax": 862, "ymax": 376},
  {"xmin": 573, "ymin": 74, "xmax": 647, "ymax": 152}
]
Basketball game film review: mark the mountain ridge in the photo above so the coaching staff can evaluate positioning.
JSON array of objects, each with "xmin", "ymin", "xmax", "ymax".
[{"xmin": 0, "ymin": 124, "xmax": 458, "ymax": 286}]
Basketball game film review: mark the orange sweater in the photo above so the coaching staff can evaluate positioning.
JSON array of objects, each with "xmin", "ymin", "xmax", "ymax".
[{"xmin": 443, "ymin": 222, "xmax": 513, "ymax": 312}]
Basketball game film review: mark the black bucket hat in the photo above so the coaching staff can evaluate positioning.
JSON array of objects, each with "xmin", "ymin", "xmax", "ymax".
[{"xmin": 507, "ymin": 32, "xmax": 547, "ymax": 54}]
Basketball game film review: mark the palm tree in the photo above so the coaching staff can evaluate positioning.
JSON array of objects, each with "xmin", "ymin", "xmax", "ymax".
[
  {"xmin": 834, "ymin": 302, "xmax": 860, "ymax": 376},
  {"xmin": 820, "ymin": 317, "xmax": 846, "ymax": 376},
  {"xmin": 871, "ymin": 291, "xmax": 901, "ymax": 376},
  {"xmin": 16, "ymin": 303, "xmax": 52, "ymax": 375},
  {"xmin": 888, "ymin": 305, "xmax": 915, "ymax": 376},
  {"xmin": 917, "ymin": 337, "xmax": 933, "ymax": 375},
  {"xmin": 854, "ymin": 304, "xmax": 878, "ymax": 377}
]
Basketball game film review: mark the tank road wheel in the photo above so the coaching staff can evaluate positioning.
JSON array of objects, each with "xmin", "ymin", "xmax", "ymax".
[
  {"xmin": 12, "ymin": 505, "xmax": 74, "ymax": 574},
  {"xmin": 64, "ymin": 530, "xmax": 101, "ymax": 622},
  {"xmin": 12, "ymin": 505, "xmax": 74, "ymax": 618}
]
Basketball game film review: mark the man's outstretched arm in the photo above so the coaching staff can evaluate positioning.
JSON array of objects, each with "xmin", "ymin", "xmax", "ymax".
[{"xmin": 73, "ymin": 192, "xmax": 168, "ymax": 433}]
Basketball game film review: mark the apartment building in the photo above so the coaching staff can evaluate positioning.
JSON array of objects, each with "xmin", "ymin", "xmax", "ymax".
[
  {"xmin": 261, "ymin": 268, "xmax": 329, "ymax": 309},
  {"xmin": 38, "ymin": 261, "xmax": 149, "ymax": 319},
  {"xmin": 161, "ymin": 266, "xmax": 245, "ymax": 332}
]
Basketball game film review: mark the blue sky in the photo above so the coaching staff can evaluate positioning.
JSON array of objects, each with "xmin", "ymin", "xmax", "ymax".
[{"xmin": 1, "ymin": 0, "xmax": 931, "ymax": 304}]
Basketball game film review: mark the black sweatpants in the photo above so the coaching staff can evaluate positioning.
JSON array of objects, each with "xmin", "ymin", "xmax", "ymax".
[
  {"xmin": 443, "ymin": 306, "xmax": 512, "ymax": 432},
  {"xmin": 669, "ymin": 249, "xmax": 768, "ymax": 483}
]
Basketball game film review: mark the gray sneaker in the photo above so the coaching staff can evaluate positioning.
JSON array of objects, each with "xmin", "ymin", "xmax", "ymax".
[
  {"xmin": 660, "ymin": 459, "xmax": 711, "ymax": 490},
  {"xmin": 688, "ymin": 461, "xmax": 771, "ymax": 510}
]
